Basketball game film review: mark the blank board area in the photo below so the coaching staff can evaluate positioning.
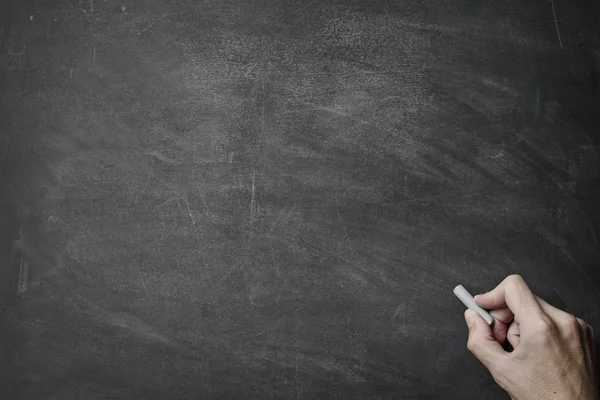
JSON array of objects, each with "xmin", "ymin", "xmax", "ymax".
[{"xmin": 1, "ymin": 0, "xmax": 599, "ymax": 398}]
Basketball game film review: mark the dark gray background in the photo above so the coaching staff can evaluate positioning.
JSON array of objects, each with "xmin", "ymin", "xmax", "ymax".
[{"xmin": 1, "ymin": 0, "xmax": 599, "ymax": 398}]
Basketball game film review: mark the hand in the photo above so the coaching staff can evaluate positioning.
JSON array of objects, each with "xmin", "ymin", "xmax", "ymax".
[{"xmin": 464, "ymin": 274, "xmax": 598, "ymax": 400}]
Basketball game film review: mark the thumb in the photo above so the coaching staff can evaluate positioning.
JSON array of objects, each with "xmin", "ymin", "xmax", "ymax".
[{"xmin": 465, "ymin": 310, "xmax": 506, "ymax": 370}]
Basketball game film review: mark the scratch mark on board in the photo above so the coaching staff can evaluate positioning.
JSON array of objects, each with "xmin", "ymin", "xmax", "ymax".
[
  {"xmin": 250, "ymin": 170, "xmax": 256, "ymax": 219},
  {"xmin": 268, "ymin": 206, "xmax": 294, "ymax": 235},
  {"xmin": 335, "ymin": 206, "xmax": 353, "ymax": 251},
  {"xmin": 295, "ymin": 311, "xmax": 300, "ymax": 400},
  {"xmin": 147, "ymin": 150, "xmax": 181, "ymax": 165},
  {"xmin": 219, "ymin": 260, "xmax": 245, "ymax": 283},
  {"xmin": 17, "ymin": 257, "xmax": 29, "ymax": 296},
  {"xmin": 549, "ymin": 0, "xmax": 563, "ymax": 49},
  {"xmin": 137, "ymin": 12, "xmax": 181, "ymax": 36},
  {"xmin": 536, "ymin": 227, "xmax": 599, "ymax": 295},
  {"xmin": 6, "ymin": 43, "xmax": 26, "ymax": 56},
  {"xmin": 198, "ymin": 192, "xmax": 213, "ymax": 218},
  {"xmin": 101, "ymin": 311, "xmax": 177, "ymax": 346},
  {"xmin": 3, "ymin": 135, "xmax": 10, "ymax": 160},
  {"xmin": 182, "ymin": 194, "xmax": 199, "ymax": 240},
  {"xmin": 261, "ymin": 77, "xmax": 266, "ymax": 142}
]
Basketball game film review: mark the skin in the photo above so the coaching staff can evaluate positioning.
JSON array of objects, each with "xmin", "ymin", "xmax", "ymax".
[{"xmin": 464, "ymin": 274, "xmax": 599, "ymax": 400}]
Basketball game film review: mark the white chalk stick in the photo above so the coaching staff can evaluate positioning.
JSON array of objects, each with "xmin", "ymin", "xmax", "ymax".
[{"xmin": 454, "ymin": 284, "xmax": 494, "ymax": 326}]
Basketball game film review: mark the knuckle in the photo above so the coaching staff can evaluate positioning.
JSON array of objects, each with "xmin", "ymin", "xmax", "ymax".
[
  {"xmin": 466, "ymin": 337, "xmax": 480, "ymax": 352},
  {"xmin": 532, "ymin": 315, "xmax": 555, "ymax": 342},
  {"xmin": 567, "ymin": 316, "xmax": 581, "ymax": 332},
  {"xmin": 506, "ymin": 274, "xmax": 523, "ymax": 286},
  {"xmin": 466, "ymin": 338, "xmax": 475, "ymax": 352},
  {"xmin": 539, "ymin": 314, "xmax": 554, "ymax": 330}
]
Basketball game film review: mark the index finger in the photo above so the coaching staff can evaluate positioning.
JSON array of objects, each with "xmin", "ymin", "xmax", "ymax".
[{"xmin": 474, "ymin": 275, "xmax": 545, "ymax": 326}]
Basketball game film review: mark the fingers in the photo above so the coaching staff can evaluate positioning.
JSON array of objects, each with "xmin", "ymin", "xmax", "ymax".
[
  {"xmin": 507, "ymin": 321, "xmax": 521, "ymax": 349},
  {"xmin": 575, "ymin": 318, "xmax": 593, "ymax": 369},
  {"xmin": 490, "ymin": 319, "xmax": 508, "ymax": 344},
  {"xmin": 535, "ymin": 296, "xmax": 587, "ymax": 343},
  {"xmin": 573, "ymin": 317, "xmax": 597, "ymax": 374},
  {"xmin": 534, "ymin": 296, "xmax": 596, "ymax": 371},
  {"xmin": 489, "ymin": 307, "xmax": 514, "ymax": 324},
  {"xmin": 588, "ymin": 324, "xmax": 597, "ymax": 372},
  {"xmin": 471, "ymin": 275, "xmax": 598, "ymax": 381},
  {"xmin": 474, "ymin": 275, "xmax": 545, "ymax": 331},
  {"xmin": 535, "ymin": 296, "xmax": 572, "ymax": 322},
  {"xmin": 489, "ymin": 307, "xmax": 513, "ymax": 344},
  {"xmin": 585, "ymin": 323, "xmax": 598, "ymax": 391},
  {"xmin": 465, "ymin": 310, "xmax": 506, "ymax": 370}
]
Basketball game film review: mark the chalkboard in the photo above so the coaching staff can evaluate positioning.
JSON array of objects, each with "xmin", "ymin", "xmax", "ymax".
[{"xmin": 1, "ymin": 0, "xmax": 599, "ymax": 398}]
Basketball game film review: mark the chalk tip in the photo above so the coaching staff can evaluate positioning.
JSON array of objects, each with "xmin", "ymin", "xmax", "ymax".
[{"xmin": 453, "ymin": 284, "xmax": 466, "ymax": 295}]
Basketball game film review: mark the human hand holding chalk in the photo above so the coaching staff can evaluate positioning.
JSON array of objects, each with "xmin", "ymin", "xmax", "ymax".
[
  {"xmin": 453, "ymin": 284, "xmax": 494, "ymax": 325},
  {"xmin": 458, "ymin": 275, "xmax": 598, "ymax": 400}
]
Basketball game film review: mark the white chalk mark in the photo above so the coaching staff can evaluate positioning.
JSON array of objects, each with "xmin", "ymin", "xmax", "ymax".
[
  {"xmin": 147, "ymin": 150, "xmax": 180, "ymax": 165},
  {"xmin": 17, "ymin": 257, "xmax": 29, "ymax": 296},
  {"xmin": 174, "ymin": 194, "xmax": 182, "ymax": 211},
  {"xmin": 198, "ymin": 192, "xmax": 221, "ymax": 229},
  {"xmin": 3, "ymin": 135, "xmax": 10, "ymax": 160},
  {"xmin": 250, "ymin": 170, "xmax": 256, "ymax": 218},
  {"xmin": 514, "ymin": 136, "xmax": 527, "ymax": 146},
  {"xmin": 219, "ymin": 261, "xmax": 245, "ymax": 283},
  {"xmin": 261, "ymin": 78, "xmax": 266, "ymax": 141},
  {"xmin": 492, "ymin": 150, "xmax": 504, "ymax": 159},
  {"xmin": 182, "ymin": 195, "xmax": 199, "ymax": 239},
  {"xmin": 549, "ymin": 0, "xmax": 563, "ymax": 49},
  {"xmin": 268, "ymin": 208, "xmax": 286, "ymax": 234},
  {"xmin": 342, "ymin": 233, "xmax": 353, "ymax": 251},
  {"xmin": 295, "ymin": 313, "xmax": 300, "ymax": 400},
  {"xmin": 155, "ymin": 196, "xmax": 178, "ymax": 209},
  {"xmin": 102, "ymin": 311, "xmax": 176, "ymax": 346},
  {"xmin": 537, "ymin": 227, "xmax": 600, "ymax": 295},
  {"xmin": 137, "ymin": 12, "xmax": 178, "ymax": 36},
  {"xmin": 6, "ymin": 43, "xmax": 26, "ymax": 56},
  {"xmin": 89, "ymin": 0, "xmax": 95, "ymax": 71},
  {"xmin": 314, "ymin": 105, "xmax": 370, "ymax": 126},
  {"xmin": 268, "ymin": 206, "xmax": 293, "ymax": 234},
  {"xmin": 198, "ymin": 192, "xmax": 211, "ymax": 215}
]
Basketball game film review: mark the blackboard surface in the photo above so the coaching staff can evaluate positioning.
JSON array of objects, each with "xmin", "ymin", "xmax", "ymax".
[{"xmin": 1, "ymin": 0, "xmax": 599, "ymax": 398}]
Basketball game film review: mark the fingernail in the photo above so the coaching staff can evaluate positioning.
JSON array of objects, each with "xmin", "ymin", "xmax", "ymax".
[
  {"xmin": 473, "ymin": 294, "xmax": 481, "ymax": 300},
  {"xmin": 465, "ymin": 310, "xmax": 474, "ymax": 327}
]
